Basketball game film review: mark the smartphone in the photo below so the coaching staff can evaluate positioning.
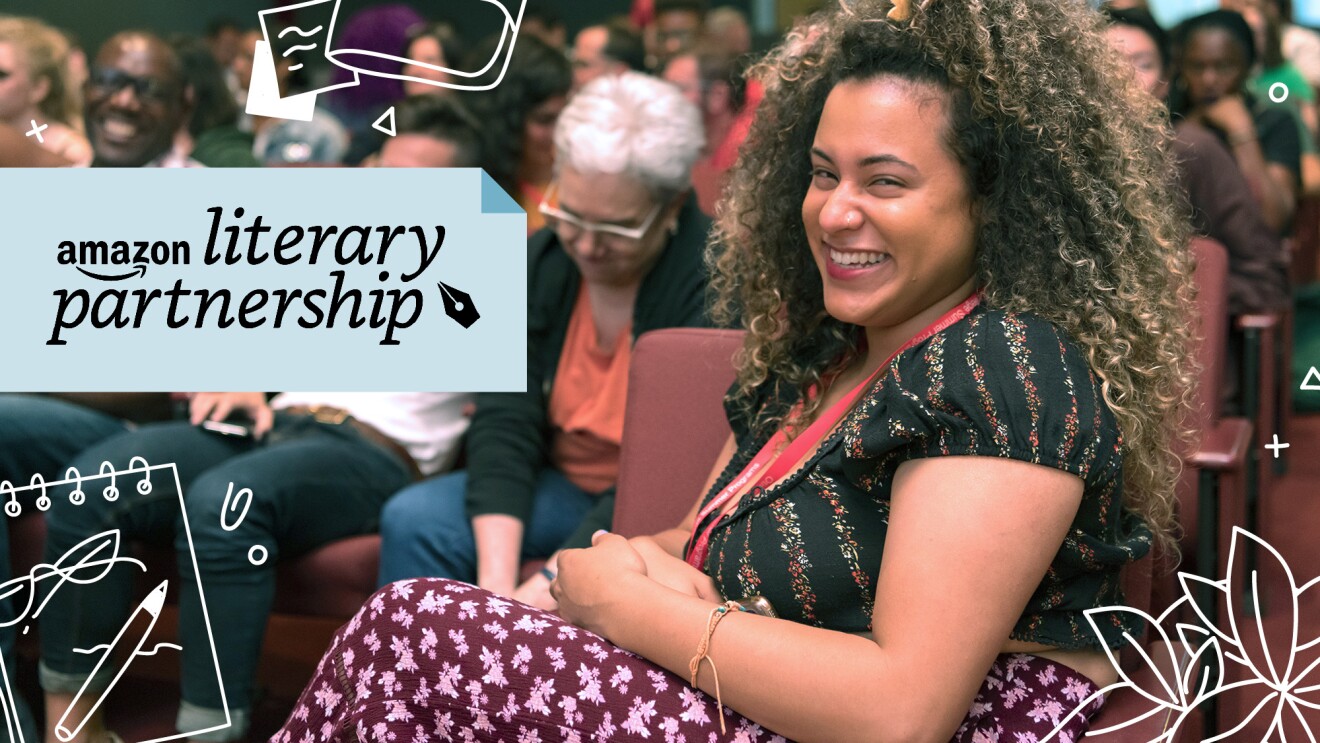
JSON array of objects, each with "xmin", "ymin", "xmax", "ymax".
[{"xmin": 200, "ymin": 414, "xmax": 255, "ymax": 439}]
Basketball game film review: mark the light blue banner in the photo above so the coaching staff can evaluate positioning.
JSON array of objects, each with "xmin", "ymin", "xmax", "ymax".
[{"xmin": 0, "ymin": 168, "xmax": 526, "ymax": 391}]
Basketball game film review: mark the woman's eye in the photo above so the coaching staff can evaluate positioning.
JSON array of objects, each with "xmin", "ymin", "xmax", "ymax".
[
  {"xmin": 870, "ymin": 177, "xmax": 902, "ymax": 188},
  {"xmin": 810, "ymin": 168, "xmax": 837, "ymax": 183}
]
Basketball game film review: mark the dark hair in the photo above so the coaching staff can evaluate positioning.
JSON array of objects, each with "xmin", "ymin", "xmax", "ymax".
[
  {"xmin": 1104, "ymin": 7, "xmax": 1171, "ymax": 69},
  {"xmin": 408, "ymin": 21, "xmax": 466, "ymax": 72},
  {"xmin": 523, "ymin": 1, "xmax": 564, "ymax": 30},
  {"xmin": 205, "ymin": 17, "xmax": 242, "ymax": 40},
  {"xmin": 393, "ymin": 94, "xmax": 485, "ymax": 168},
  {"xmin": 655, "ymin": 0, "xmax": 709, "ymax": 18},
  {"xmin": 168, "ymin": 34, "xmax": 239, "ymax": 136},
  {"xmin": 1174, "ymin": 9, "xmax": 1257, "ymax": 70},
  {"xmin": 603, "ymin": 20, "xmax": 647, "ymax": 72},
  {"xmin": 460, "ymin": 33, "xmax": 571, "ymax": 193}
]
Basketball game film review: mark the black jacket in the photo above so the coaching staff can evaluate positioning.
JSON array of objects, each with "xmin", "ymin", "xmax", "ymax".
[{"xmin": 464, "ymin": 197, "xmax": 713, "ymax": 550}]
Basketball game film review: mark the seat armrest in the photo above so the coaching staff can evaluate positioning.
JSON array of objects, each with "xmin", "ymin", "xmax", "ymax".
[{"xmin": 1187, "ymin": 417, "xmax": 1251, "ymax": 472}]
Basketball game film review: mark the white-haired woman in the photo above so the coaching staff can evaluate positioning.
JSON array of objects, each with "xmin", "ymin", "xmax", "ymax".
[{"xmin": 374, "ymin": 70, "xmax": 710, "ymax": 607}]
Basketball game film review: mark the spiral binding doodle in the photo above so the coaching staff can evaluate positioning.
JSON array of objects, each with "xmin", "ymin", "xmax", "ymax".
[{"xmin": 1, "ymin": 459, "xmax": 163, "ymax": 519}]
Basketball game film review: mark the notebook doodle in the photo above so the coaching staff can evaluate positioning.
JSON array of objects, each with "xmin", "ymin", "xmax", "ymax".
[{"xmin": 0, "ymin": 460, "xmax": 229, "ymax": 743}]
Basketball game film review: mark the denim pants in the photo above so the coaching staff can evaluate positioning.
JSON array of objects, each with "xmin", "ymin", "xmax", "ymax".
[
  {"xmin": 377, "ymin": 468, "xmax": 595, "ymax": 585},
  {"xmin": 0, "ymin": 394, "xmax": 129, "ymax": 743},
  {"xmin": 37, "ymin": 414, "xmax": 411, "ymax": 741}
]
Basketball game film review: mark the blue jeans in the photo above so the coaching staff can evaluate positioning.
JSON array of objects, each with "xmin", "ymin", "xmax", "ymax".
[
  {"xmin": 37, "ymin": 414, "xmax": 411, "ymax": 741},
  {"xmin": 378, "ymin": 469, "xmax": 595, "ymax": 585},
  {"xmin": 0, "ymin": 394, "xmax": 128, "ymax": 743}
]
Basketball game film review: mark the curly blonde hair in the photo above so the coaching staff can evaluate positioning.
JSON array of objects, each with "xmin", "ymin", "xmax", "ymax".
[{"xmin": 708, "ymin": 0, "xmax": 1196, "ymax": 553}]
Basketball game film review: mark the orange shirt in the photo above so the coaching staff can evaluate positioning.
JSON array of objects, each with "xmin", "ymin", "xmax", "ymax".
[{"xmin": 548, "ymin": 284, "xmax": 634, "ymax": 493}]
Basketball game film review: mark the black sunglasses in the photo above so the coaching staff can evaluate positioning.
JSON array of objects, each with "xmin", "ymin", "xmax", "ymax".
[{"xmin": 86, "ymin": 66, "xmax": 179, "ymax": 104}]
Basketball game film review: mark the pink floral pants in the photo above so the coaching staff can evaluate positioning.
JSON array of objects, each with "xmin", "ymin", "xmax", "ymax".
[{"xmin": 272, "ymin": 579, "xmax": 1105, "ymax": 742}]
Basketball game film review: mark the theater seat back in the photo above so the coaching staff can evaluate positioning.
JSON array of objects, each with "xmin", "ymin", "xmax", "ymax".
[{"xmin": 612, "ymin": 328, "xmax": 745, "ymax": 538}]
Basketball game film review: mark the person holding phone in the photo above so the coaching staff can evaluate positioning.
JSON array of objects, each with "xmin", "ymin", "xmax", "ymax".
[
  {"xmin": 38, "ymin": 391, "xmax": 469, "ymax": 743},
  {"xmin": 273, "ymin": 0, "xmax": 1194, "ymax": 739}
]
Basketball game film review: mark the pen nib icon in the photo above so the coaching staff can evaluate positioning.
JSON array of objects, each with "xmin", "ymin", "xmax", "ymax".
[{"xmin": 437, "ymin": 282, "xmax": 480, "ymax": 328}]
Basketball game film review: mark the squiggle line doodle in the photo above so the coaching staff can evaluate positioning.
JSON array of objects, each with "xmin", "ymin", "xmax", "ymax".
[{"xmin": 74, "ymin": 641, "xmax": 183, "ymax": 656}]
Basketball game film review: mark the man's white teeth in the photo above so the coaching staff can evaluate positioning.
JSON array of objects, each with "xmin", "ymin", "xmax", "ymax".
[
  {"xmin": 103, "ymin": 119, "xmax": 138, "ymax": 139},
  {"xmin": 829, "ymin": 249, "xmax": 887, "ymax": 266}
]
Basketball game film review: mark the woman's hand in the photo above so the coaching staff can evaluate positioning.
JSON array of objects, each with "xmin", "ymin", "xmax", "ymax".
[
  {"xmin": 511, "ymin": 553, "xmax": 561, "ymax": 611},
  {"xmin": 551, "ymin": 532, "xmax": 649, "ymax": 636},
  {"xmin": 189, "ymin": 392, "xmax": 274, "ymax": 438},
  {"xmin": 1195, "ymin": 95, "xmax": 1255, "ymax": 141},
  {"xmin": 628, "ymin": 536, "xmax": 723, "ymax": 603}
]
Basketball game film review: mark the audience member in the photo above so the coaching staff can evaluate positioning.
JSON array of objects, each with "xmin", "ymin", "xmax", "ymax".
[
  {"xmin": 650, "ymin": 0, "xmax": 708, "ymax": 69},
  {"xmin": 0, "ymin": 16, "xmax": 92, "ymax": 165},
  {"xmin": 276, "ymin": 1, "xmax": 1194, "ymax": 739},
  {"xmin": 664, "ymin": 44, "xmax": 764, "ymax": 215},
  {"xmin": 323, "ymin": 4, "xmax": 423, "ymax": 165},
  {"xmin": 38, "ymin": 392, "xmax": 471, "ymax": 743},
  {"xmin": 168, "ymin": 34, "xmax": 258, "ymax": 168},
  {"xmin": 570, "ymin": 20, "xmax": 646, "ymax": 93},
  {"xmin": 370, "ymin": 94, "xmax": 484, "ymax": 168},
  {"xmin": 705, "ymin": 6, "xmax": 753, "ymax": 57},
  {"xmin": 1107, "ymin": 8, "xmax": 1287, "ymax": 315},
  {"xmin": 519, "ymin": 1, "xmax": 568, "ymax": 52},
  {"xmin": 84, "ymin": 31, "xmax": 198, "ymax": 168},
  {"xmin": 1172, "ymin": 9, "xmax": 1302, "ymax": 233},
  {"xmin": 1274, "ymin": 0, "xmax": 1320, "ymax": 89},
  {"xmin": 400, "ymin": 21, "xmax": 465, "ymax": 96},
  {"xmin": 377, "ymin": 71, "xmax": 709, "ymax": 613},
  {"xmin": 0, "ymin": 393, "xmax": 171, "ymax": 743},
  {"xmin": 233, "ymin": 28, "xmax": 348, "ymax": 165},
  {"xmin": 203, "ymin": 17, "xmax": 242, "ymax": 73},
  {"xmin": 461, "ymin": 33, "xmax": 571, "ymax": 233}
]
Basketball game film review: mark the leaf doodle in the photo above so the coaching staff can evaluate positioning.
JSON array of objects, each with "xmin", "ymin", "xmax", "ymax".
[{"xmin": 1043, "ymin": 528, "xmax": 1320, "ymax": 742}]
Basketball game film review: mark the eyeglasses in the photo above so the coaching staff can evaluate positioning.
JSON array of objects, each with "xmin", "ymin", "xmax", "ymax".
[
  {"xmin": 86, "ymin": 66, "xmax": 179, "ymax": 104},
  {"xmin": 538, "ymin": 182, "xmax": 664, "ymax": 249}
]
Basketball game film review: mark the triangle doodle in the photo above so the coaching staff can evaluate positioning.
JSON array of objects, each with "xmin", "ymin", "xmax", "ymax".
[{"xmin": 1302, "ymin": 366, "xmax": 1320, "ymax": 391}]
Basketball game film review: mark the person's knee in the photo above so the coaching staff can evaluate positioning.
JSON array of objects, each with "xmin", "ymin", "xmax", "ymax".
[
  {"xmin": 380, "ymin": 477, "xmax": 465, "ymax": 543},
  {"xmin": 181, "ymin": 470, "xmax": 258, "ymax": 561}
]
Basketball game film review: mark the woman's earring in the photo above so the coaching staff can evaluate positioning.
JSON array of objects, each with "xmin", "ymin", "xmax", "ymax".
[{"xmin": 669, "ymin": 221, "xmax": 680, "ymax": 237}]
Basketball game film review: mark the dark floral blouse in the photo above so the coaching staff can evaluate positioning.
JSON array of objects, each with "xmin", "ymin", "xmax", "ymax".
[{"xmin": 691, "ymin": 306, "xmax": 1152, "ymax": 651}]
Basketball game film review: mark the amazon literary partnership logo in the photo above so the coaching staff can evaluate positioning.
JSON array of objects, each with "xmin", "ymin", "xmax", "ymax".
[{"xmin": 47, "ymin": 206, "xmax": 479, "ymax": 347}]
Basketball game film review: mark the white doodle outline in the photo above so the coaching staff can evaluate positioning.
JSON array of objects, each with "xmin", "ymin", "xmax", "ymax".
[
  {"xmin": 1042, "ymin": 527, "xmax": 1320, "ymax": 742},
  {"xmin": 0, "ymin": 461, "xmax": 230, "ymax": 743},
  {"xmin": 257, "ymin": 0, "xmax": 527, "ymax": 97}
]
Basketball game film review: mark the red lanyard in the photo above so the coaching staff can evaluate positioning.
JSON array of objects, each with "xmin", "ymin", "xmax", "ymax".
[{"xmin": 685, "ymin": 292, "xmax": 982, "ymax": 569}]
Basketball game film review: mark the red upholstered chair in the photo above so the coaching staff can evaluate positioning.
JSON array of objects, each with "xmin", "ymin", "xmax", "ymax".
[{"xmin": 612, "ymin": 328, "xmax": 744, "ymax": 538}]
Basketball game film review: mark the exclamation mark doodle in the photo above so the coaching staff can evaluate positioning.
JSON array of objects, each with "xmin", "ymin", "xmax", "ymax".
[
  {"xmin": 437, "ymin": 282, "xmax": 480, "ymax": 328},
  {"xmin": 220, "ymin": 482, "xmax": 267, "ymax": 566}
]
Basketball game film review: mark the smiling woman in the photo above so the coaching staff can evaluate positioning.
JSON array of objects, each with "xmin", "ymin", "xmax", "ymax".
[{"xmin": 272, "ymin": 2, "xmax": 1197, "ymax": 742}]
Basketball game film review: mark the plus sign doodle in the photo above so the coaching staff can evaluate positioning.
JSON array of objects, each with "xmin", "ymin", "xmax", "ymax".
[{"xmin": 24, "ymin": 120, "xmax": 48, "ymax": 144}]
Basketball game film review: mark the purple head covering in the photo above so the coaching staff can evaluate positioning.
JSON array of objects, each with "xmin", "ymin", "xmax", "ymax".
[{"xmin": 327, "ymin": 4, "xmax": 426, "ymax": 115}]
